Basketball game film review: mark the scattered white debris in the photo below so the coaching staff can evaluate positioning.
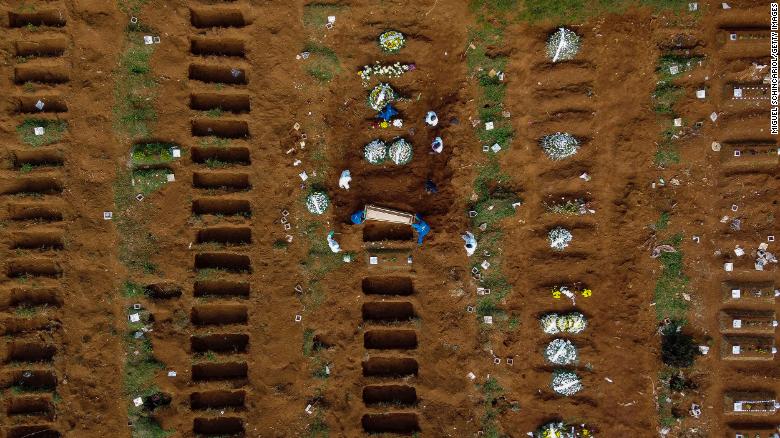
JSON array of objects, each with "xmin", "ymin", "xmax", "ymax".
[
  {"xmin": 103, "ymin": 211, "xmax": 113, "ymax": 220},
  {"xmin": 673, "ymin": 118, "xmax": 682, "ymax": 127},
  {"xmin": 483, "ymin": 316, "xmax": 493, "ymax": 324},
  {"xmin": 35, "ymin": 100, "xmax": 45, "ymax": 110},
  {"xmin": 33, "ymin": 127, "xmax": 45, "ymax": 136},
  {"xmin": 710, "ymin": 112, "xmax": 718, "ymax": 122},
  {"xmin": 167, "ymin": 371, "xmax": 176, "ymax": 377},
  {"xmin": 143, "ymin": 35, "xmax": 153, "ymax": 45},
  {"xmin": 467, "ymin": 372, "xmax": 476, "ymax": 380},
  {"xmin": 133, "ymin": 397, "xmax": 143, "ymax": 407},
  {"xmin": 485, "ymin": 121, "xmax": 494, "ymax": 131},
  {"xmin": 129, "ymin": 313, "xmax": 140, "ymax": 323},
  {"xmin": 699, "ymin": 345, "xmax": 709, "ymax": 355}
]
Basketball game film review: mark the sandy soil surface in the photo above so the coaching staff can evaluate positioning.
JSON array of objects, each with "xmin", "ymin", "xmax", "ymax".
[{"xmin": 0, "ymin": 0, "xmax": 776, "ymax": 437}]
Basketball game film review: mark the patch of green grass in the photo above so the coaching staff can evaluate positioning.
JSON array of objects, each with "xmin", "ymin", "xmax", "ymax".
[
  {"xmin": 303, "ymin": 42, "xmax": 341, "ymax": 83},
  {"xmin": 654, "ymin": 233, "xmax": 688, "ymax": 321},
  {"xmin": 132, "ymin": 169, "xmax": 171, "ymax": 196},
  {"xmin": 652, "ymin": 81, "xmax": 683, "ymax": 115},
  {"xmin": 478, "ymin": 377, "xmax": 505, "ymax": 437},
  {"xmin": 123, "ymin": 280, "xmax": 145, "ymax": 297},
  {"xmin": 516, "ymin": 0, "xmax": 687, "ymax": 22},
  {"xmin": 654, "ymin": 138, "xmax": 680, "ymax": 167},
  {"xmin": 303, "ymin": 328, "xmax": 315, "ymax": 357},
  {"xmin": 130, "ymin": 142, "xmax": 175, "ymax": 166},
  {"xmin": 114, "ymin": 34, "xmax": 157, "ymax": 139},
  {"xmin": 19, "ymin": 163, "xmax": 34, "ymax": 173},
  {"xmin": 205, "ymin": 108, "xmax": 224, "ymax": 118},
  {"xmin": 114, "ymin": 169, "xmax": 159, "ymax": 273},
  {"xmin": 197, "ymin": 136, "xmax": 230, "ymax": 148},
  {"xmin": 16, "ymin": 119, "xmax": 66, "ymax": 147},
  {"xmin": 655, "ymin": 211, "xmax": 670, "ymax": 230},
  {"xmin": 307, "ymin": 411, "xmax": 329, "ymax": 438},
  {"xmin": 303, "ymin": 3, "xmax": 346, "ymax": 28},
  {"xmin": 14, "ymin": 304, "xmax": 41, "ymax": 317},
  {"xmin": 118, "ymin": 0, "xmax": 149, "ymax": 14}
]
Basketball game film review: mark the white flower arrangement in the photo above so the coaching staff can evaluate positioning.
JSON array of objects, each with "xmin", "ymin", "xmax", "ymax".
[
  {"xmin": 359, "ymin": 61, "xmax": 415, "ymax": 86},
  {"xmin": 548, "ymin": 227, "xmax": 573, "ymax": 251},
  {"xmin": 551, "ymin": 370, "xmax": 582, "ymax": 396},
  {"xmin": 388, "ymin": 138, "xmax": 413, "ymax": 165},
  {"xmin": 541, "ymin": 313, "xmax": 560, "ymax": 334},
  {"xmin": 378, "ymin": 30, "xmax": 405, "ymax": 53},
  {"xmin": 306, "ymin": 192, "xmax": 329, "ymax": 215},
  {"xmin": 544, "ymin": 339, "xmax": 578, "ymax": 365},
  {"xmin": 540, "ymin": 132, "xmax": 580, "ymax": 160},
  {"xmin": 368, "ymin": 83, "xmax": 396, "ymax": 111},
  {"xmin": 364, "ymin": 139, "xmax": 387, "ymax": 165},
  {"xmin": 547, "ymin": 28, "xmax": 581, "ymax": 62}
]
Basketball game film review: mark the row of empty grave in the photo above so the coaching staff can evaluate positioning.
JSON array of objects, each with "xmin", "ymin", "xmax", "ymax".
[
  {"xmin": 0, "ymin": 5, "xmax": 71, "ymax": 438},
  {"xmin": 183, "ymin": 3, "xmax": 257, "ymax": 438},
  {"xmin": 706, "ymin": 19, "xmax": 780, "ymax": 437}
]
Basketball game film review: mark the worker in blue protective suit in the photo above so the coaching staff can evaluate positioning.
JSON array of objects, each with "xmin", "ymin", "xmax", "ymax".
[
  {"xmin": 351, "ymin": 209, "xmax": 366, "ymax": 224},
  {"xmin": 411, "ymin": 214, "xmax": 430, "ymax": 245}
]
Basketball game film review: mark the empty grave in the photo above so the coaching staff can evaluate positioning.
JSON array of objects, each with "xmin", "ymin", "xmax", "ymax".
[
  {"xmin": 194, "ymin": 253, "xmax": 252, "ymax": 273},
  {"xmin": 15, "ymin": 38, "xmax": 68, "ymax": 57},
  {"xmin": 5, "ymin": 342, "xmax": 56, "ymax": 363},
  {"xmin": 6, "ymin": 426, "xmax": 59, "ymax": 438},
  {"xmin": 192, "ymin": 362, "xmax": 247, "ymax": 381},
  {"xmin": 364, "ymin": 330, "xmax": 418, "ymax": 350},
  {"xmin": 191, "ymin": 38, "xmax": 246, "ymax": 57},
  {"xmin": 191, "ymin": 390, "xmax": 245, "ymax": 410},
  {"xmin": 8, "ymin": 203, "xmax": 63, "ymax": 222},
  {"xmin": 191, "ymin": 304, "xmax": 248, "ymax": 326},
  {"xmin": 13, "ymin": 149, "xmax": 65, "ymax": 168},
  {"xmin": 192, "ymin": 120, "xmax": 249, "ymax": 139},
  {"xmin": 14, "ymin": 65, "xmax": 69, "ymax": 84},
  {"xmin": 362, "ymin": 384, "xmax": 417, "ymax": 406},
  {"xmin": 193, "ymin": 280, "xmax": 249, "ymax": 298},
  {"xmin": 191, "ymin": 146, "xmax": 250, "ymax": 165},
  {"xmin": 720, "ymin": 27, "xmax": 772, "ymax": 44},
  {"xmin": 8, "ymin": 10, "xmax": 66, "ymax": 28},
  {"xmin": 1, "ymin": 177, "xmax": 62, "ymax": 196},
  {"xmin": 145, "ymin": 282, "xmax": 183, "ymax": 299},
  {"xmin": 362, "ymin": 357, "xmax": 418, "ymax": 377},
  {"xmin": 197, "ymin": 227, "xmax": 252, "ymax": 245},
  {"xmin": 7, "ymin": 258, "xmax": 62, "ymax": 278},
  {"xmin": 191, "ymin": 333, "xmax": 249, "ymax": 353},
  {"xmin": 7, "ymin": 396, "xmax": 54, "ymax": 418},
  {"xmin": 192, "ymin": 198, "xmax": 251, "ymax": 216},
  {"xmin": 362, "ymin": 277, "xmax": 414, "ymax": 296},
  {"xmin": 189, "ymin": 64, "xmax": 248, "ymax": 85},
  {"xmin": 1, "ymin": 319, "xmax": 53, "ymax": 336},
  {"xmin": 4, "ymin": 370, "xmax": 57, "ymax": 391},
  {"xmin": 11, "ymin": 230, "xmax": 64, "ymax": 250},
  {"xmin": 190, "ymin": 93, "xmax": 250, "ymax": 114},
  {"xmin": 190, "ymin": 8, "xmax": 246, "ymax": 28},
  {"xmin": 193, "ymin": 172, "xmax": 250, "ymax": 190},
  {"xmin": 4, "ymin": 287, "xmax": 62, "ymax": 309},
  {"xmin": 362, "ymin": 413, "xmax": 420, "ymax": 434},
  {"xmin": 15, "ymin": 96, "xmax": 67, "ymax": 114},
  {"xmin": 362, "ymin": 301, "xmax": 415, "ymax": 322},
  {"xmin": 363, "ymin": 222, "xmax": 414, "ymax": 242}
]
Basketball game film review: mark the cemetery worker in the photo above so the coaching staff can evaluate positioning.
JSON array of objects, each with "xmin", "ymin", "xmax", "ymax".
[
  {"xmin": 425, "ymin": 111, "xmax": 438, "ymax": 127},
  {"xmin": 411, "ymin": 214, "xmax": 430, "ymax": 246},
  {"xmin": 431, "ymin": 136, "xmax": 444, "ymax": 153},
  {"xmin": 462, "ymin": 231, "xmax": 477, "ymax": 256},
  {"xmin": 326, "ymin": 231, "xmax": 341, "ymax": 253},
  {"xmin": 338, "ymin": 170, "xmax": 352, "ymax": 190},
  {"xmin": 424, "ymin": 179, "xmax": 438, "ymax": 194},
  {"xmin": 351, "ymin": 209, "xmax": 366, "ymax": 225}
]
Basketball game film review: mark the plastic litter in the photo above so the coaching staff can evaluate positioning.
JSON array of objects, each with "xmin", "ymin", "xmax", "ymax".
[
  {"xmin": 462, "ymin": 231, "xmax": 477, "ymax": 256},
  {"xmin": 425, "ymin": 111, "xmax": 438, "ymax": 126},
  {"xmin": 431, "ymin": 137, "xmax": 443, "ymax": 153},
  {"xmin": 326, "ymin": 231, "xmax": 341, "ymax": 253}
]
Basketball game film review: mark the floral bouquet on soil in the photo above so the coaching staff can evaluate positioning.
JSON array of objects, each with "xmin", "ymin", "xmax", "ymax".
[
  {"xmin": 378, "ymin": 30, "xmax": 405, "ymax": 53},
  {"xmin": 359, "ymin": 61, "xmax": 415, "ymax": 86},
  {"xmin": 306, "ymin": 191, "xmax": 329, "ymax": 215},
  {"xmin": 368, "ymin": 83, "xmax": 396, "ymax": 111},
  {"xmin": 547, "ymin": 28, "xmax": 581, "ymax": 62},
  {"xmin": 548, "ymin": 227, "xmax": 573, "ymax": 251},
  {"xmin": 388, "ymin": 138, "xmax": 413, "ymax": 165},
  {"xmin": 551, "ymin": 370, "xmax": 582, "ymax": 396},
  {"xmin": 540, "ymin": 132, "xmax": 580, "ymax": 160},
  {"xmin": 364, "ymin": 139, "xmax": 387, "ymax": 165},
  {"xmin": 544, "ymin": 197, "xmax": 593, "ymax": 216},
  {"xmin": 541, "ymin": 312, "xmax": 588, "ymax": 335},
  {"xmin": 534, "ymin": 421, "xmax": 596, "ymax": 438},
  {"xmin": 544, "ymin": 339, "xmax": 578, "ymax": 365}
]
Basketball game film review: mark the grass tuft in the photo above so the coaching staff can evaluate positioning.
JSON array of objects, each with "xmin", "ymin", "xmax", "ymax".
[{"xmin": 16, "ymin": 119, "xmax": 66, "ymax": 147}]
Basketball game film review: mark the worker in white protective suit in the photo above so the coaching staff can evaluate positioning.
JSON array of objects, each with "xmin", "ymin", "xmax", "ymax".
[
  {"xmin": 327, "ymin": 231, "xmax": 341, "ymax": 253},
  {"xmin": 338, "ymin": 170, "xmax": 351, "ymax": 190},
  {"xmin": 462, "ymin": 231, "xmax": 477, "ymax": 256}
]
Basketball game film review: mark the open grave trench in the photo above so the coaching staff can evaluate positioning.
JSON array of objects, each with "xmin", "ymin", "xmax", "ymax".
[
  {"xmin": 0, "ymin": 4, "xmax": 71, "ymax": 435},
  {"xmin": 186, "ymin": 4, "xmax": 256, "ymax": 434}
]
